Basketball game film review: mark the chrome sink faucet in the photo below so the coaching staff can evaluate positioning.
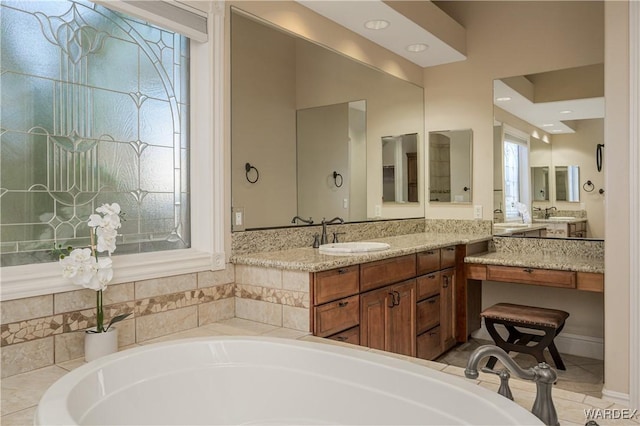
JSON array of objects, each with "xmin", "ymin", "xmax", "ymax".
[
  {"xmin": 465, "ymin": 345, "xmax": 559, "ymax": 426},
  {"xmin": 320, "ymin": 217, "xmax": 344, "ymax": 244},
  {"xmin": 544, "ymin": 206, "xmax": 557, "ymax": 219}
]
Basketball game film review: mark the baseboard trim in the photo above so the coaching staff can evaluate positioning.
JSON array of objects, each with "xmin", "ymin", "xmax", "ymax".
[
  {"xmin": 601, "ymin": 388, "xmax": 631, "ymax": 407},
  {"xmin": 471, "ymin": 325, "xmax": 604, "ymax": 360}
]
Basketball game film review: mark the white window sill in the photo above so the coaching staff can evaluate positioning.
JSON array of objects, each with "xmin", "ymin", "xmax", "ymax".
[{"xmin": 0, "ymin": 249, "xmax": 225, "ymax": 301}]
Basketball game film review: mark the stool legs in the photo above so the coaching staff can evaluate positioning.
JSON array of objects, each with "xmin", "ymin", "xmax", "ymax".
[{"xmin": 483, "ymin": 318, "xmax": 566, "ymax": 371}]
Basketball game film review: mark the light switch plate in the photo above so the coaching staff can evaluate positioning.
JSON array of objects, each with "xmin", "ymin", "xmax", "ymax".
[
  {"xmin": 473, "ymin": 205, "xmax": 483, "ymax": 220},
  {"xmin": 232, "ymin": 207, "xmax": 245, "ymax": 231}
]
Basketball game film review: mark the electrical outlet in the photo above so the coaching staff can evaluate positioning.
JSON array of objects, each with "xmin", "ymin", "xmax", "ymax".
[
  {"xmin": 374, "ymin": 204, "xmax": 382, "ymax": 217},
  {"xmin": 343, "ymin": 198, "xmax": 348, "ymax": 209},
  {"xmin": 235, "ymin": 211, "xmax": 243, "ymax": 226},
  {"xmin": 473, "ymin": 205, "xmax": 483, "ymax": 220},
  {"xmin": 232, "ymin": 207, "xmax": 245, "ymax": 231}
]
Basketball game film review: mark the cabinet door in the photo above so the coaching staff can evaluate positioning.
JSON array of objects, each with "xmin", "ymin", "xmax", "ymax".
[
  {"xmin": 386, "ymin": 280, "xmax": 416, "ymax": 357},
  {"xmin": 440, "ymin": 268, "xmax": 456, "ymax": 351},
  {"xmin": 360, "ymin": 279, "xmax": 416, "ymax": 356}
]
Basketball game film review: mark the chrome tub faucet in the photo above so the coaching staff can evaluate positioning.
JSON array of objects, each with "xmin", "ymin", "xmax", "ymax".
[{"xmin": 465, "ymin": 345, "xmax": 559, "ymax": 426}]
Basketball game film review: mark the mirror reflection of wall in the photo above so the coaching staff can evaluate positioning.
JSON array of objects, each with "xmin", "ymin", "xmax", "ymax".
[
  {"xmin": 381, "ymin": 133, "xmax": 418, "ymax": 203},
  {"xmin": 428, "ymin": 129, "xmax": 473, "ymax": 203}
]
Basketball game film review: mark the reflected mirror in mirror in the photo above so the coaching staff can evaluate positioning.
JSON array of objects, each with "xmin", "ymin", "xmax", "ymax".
[
  {"xmin": 555, "ymin": 165, "xmax": 580, "ymax": 202},
  {"xmin": 297, "ymin": 101, "xmax": 367, "ymax": 220},
  {"xmin": 531, "ymin": 166, "xmax": 550, "ymax": 201},
  {"xmin": 382, "ymin": 133, "xmax": 418, "ymax": 203},
  {"xmin": 428, "ymin": 129, "xmax": 473, "ymax": 203},
  {"xmin": 230, "ymin": 8, "xmax": 425, "ymax": 230}
]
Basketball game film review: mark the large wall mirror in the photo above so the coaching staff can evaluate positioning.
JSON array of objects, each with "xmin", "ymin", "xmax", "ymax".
[
  {"xmin": 231, "ymin": 9, "xmax": 425, "ymax": 230},
  {"xmin": 428, "ymin": 129, "xmax": 473, "ymax": 203},
  {"xmin": 493, "ymin": 64, "xmax": 605, "ymax": 238}
]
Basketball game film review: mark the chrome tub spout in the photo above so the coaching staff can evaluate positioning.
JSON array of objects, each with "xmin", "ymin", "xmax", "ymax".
[{"xmin": 465, "ymin": 345, "xmax": 559, "ymax": 426}]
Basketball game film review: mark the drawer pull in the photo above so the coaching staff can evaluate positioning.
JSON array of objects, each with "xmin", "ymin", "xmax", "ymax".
[
  {"xmin": 428, "ymin": 298, "xmax": 437, "ymax": 304},
  {"xmin": 523, "ymin": 268, "xmax": 533, "ymax": 273},
  {"xmin": 445, "ymin": 247, "xmax": 455, "ymax": 252},
  {"xmin": 388, "ymin": 293, "xmax": 396, "ymax": 308},
  {"xmin": 443, "ymin": 275, "xmax": 449, "ymax": 288},
  {"xmin": 429, "ymin": 331, "xmax": 438, "ymax": 336},
  {"xmin": 335, "ymin": 336, "xmax": 348, "ymax": 341},
  {"xmin": 338, "ymin": 268, "xmax": 349, "ymax": 274},
  {"xmin": 428, "ymin": 274, "xmax": 436, "ymax": 279},
  {"xmin": 426, "ymin": 251, "xmax": 435, "ymax": 255},
  {"xmin": 338, "ymin": 301, "xmax": 349, "ymax": 307}
]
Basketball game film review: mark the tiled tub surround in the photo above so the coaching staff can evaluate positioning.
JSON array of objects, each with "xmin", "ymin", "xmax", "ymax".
[
  {"xmin": 2, "ymin": 319, "xmax": 637, "ymax": 426},
  {"xmin": 466, "ymin": 236, "xmax": 604, "ymax": 273},
  {"xmin": 0, "ymin": 267, "xmax": 236, "ymax": 378}
]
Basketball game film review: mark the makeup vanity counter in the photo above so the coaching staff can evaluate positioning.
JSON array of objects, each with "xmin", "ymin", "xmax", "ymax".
[{"xmin": 464, "ymin": 251, "xmax": 604, "ymax": 274}]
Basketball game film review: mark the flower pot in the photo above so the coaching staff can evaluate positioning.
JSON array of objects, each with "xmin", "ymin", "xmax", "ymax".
[{"xmin": 84, "ymin": 327, "xmax": 118, "ymax": 362}]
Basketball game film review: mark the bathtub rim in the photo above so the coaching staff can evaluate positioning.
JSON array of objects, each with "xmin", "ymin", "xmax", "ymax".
[{"xmin": 35, "ymin": 335, "xmax": 543, "ymax": 425}]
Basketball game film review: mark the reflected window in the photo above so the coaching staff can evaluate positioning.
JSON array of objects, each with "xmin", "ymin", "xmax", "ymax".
[
  {"xmin": 0, "ymin": 0, "xmax": 190, "ymax": 266},
  {"xmin": 503, "ymin": 135, "xmax": 529, "ymax": 220}
]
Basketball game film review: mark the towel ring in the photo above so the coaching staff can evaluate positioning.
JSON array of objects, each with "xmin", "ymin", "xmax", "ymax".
[
  {"xmin": 333, "ymin": 171, "xmax": 343, "ymax": 188},
  {"xmin": 583, "ymin": 180, "xmax": 594, "ymax": 192},
  {"xmin": 245, "ymin": 163, "xmax": 259, "ymax": 184}
]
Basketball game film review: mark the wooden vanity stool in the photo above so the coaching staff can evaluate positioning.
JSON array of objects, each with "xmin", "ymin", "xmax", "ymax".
[{"xmin": 481, "ymin": 303, "xmax": 569, "ymax": 370}]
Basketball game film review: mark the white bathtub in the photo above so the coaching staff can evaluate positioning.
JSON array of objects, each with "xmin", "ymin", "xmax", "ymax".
[{"xmin": 36, "ymin": 336, "xmax": 542, "ymax": 425}]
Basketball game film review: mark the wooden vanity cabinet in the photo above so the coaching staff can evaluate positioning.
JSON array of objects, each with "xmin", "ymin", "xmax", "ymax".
[
  {"xmin": 415, "ymin": 246, "xmax": 457, "ymax": 360},
  {"xmin": 312, "ymin": 266, "xmax": 360, "ymax": 339},
  {"xmin": 360, "ymin": 279, "xmax": 416, "ymax": 356}
]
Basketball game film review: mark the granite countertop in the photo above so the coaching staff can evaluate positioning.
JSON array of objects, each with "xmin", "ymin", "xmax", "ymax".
[
  {"xmin": 231, "ymin": 232, "xmax": 492, "ymax": 272},
  {"xmin": 492, "ymin": 223, "xmax": 548, "ymax": 236},
  {"xmin": 464, "ymin": 251, "xmax": 604, "ymax": 274}
]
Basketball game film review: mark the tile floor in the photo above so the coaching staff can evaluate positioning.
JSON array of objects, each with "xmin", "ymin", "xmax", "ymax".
[
  {"xmin": 2, "ymin": 319, "xmax": 637, "ymax": 426},
  {"xmin": 436, "ymin": 337, "xmax": 606, "ymax": 399}
]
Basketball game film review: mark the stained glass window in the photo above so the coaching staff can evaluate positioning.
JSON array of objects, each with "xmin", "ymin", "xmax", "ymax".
[{"xmin": 0, "ymin": 0, "xmax": 190, "ymax": 266}]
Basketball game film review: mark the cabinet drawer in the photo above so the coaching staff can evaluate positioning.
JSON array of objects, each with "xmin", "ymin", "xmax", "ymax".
[
  {"xmin": 416, "ymin": 272, "xmax": 441, "ymax": 301},
  {"xmin": 314, "ymin": 265, "xmax": 359, "ymax": 305},
  {"xmin": 486, "ymin": 265, "xmax": 576, "ymax": 289},
  {"xmin": 360, "ymin": 254, "xmax": 416, "ymax": 292},
  {"xmin": 416, "ymin": 295, "xmax": 440, "ymax": 334},
  {"xmin": 441, "ymin": 246, "xmax": 457, "ymax": 269},
  {"xmin": 314, "ymin": 295, "xmax": 359, "ymax": 337},
  {"xmin": 577, "ymin": 272, "xmax": 604, "ymax": 292},
  {"xmin": 417, "ymin": 326, "xmax": 441, "ymax": 360},
  {"xmin": 328, "ymin": 326, "xmax": 360, "ymax": 345},
  {"xmin": 417, "ymin": 250, "xmax": 441, "ymax": 275}
]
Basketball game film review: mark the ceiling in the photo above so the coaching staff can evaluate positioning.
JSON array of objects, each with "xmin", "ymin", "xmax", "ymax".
[{"xmin": 295, "ymin": 0, "xmax": 466, "ymax": 68}]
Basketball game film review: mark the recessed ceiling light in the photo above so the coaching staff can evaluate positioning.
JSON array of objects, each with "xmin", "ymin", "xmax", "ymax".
[
  {"xmin": 559, "ymin": 110, "xmax": 573, "ymax": 114},
  {"xmin": 364, "ymin": 19, "xmax": 389, "ymax": 30},
  {"xmin": 541, "ymin": 124, "xmax": 554, "ymax": 127},
  {"xmin": 406, "ymin": 43, "xmax": 428, "ymax": 52},
  {"xmin": 495, "ymin": 97, "xmax": 512, "ymax": 102}
]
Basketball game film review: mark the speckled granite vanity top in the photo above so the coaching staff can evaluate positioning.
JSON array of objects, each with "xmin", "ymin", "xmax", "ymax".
[
  {"xmin": 464, "ymin": 236, "xmax": 604, "ymax": 274},
  {"xmin": 231, "ymin": 232, "xmax": 491, "ymax": 272},
  {"xmin": 464, "ymin": 251, "xmax": 604, "ymax": 273}
]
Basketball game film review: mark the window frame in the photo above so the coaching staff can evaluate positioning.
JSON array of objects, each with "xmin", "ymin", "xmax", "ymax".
[
  {"xmin": 502, "ymin": 126, "xmax": 531, "ymax": 222},
  {"xmin": 0, "ymin": 2, "xmax": 226, "ymax": 301}
]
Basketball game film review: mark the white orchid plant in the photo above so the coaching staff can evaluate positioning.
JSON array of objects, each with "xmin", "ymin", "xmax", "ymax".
[{"xmin": 54, "ymin": 203, "xmax": 130, "ymax": 333}]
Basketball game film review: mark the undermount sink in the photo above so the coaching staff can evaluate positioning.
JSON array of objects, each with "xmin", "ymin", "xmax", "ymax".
[
  {"xmin": 493, "ymin": 222, "xmax": 530, "ymax": 228},
  {"xmin": 319, "ymin": 242, "xmax": 391, "ymax": 254}
]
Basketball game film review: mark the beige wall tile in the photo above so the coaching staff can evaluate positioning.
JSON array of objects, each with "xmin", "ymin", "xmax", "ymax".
[
  {"xmin": 199, "ymin": 298, "xmax": 235, "ymax": 326},
  {"xmin": 54, "ymin": 283, "xmax": 134, "ymax": 314},
  {"xmin": 135, "ymin": 306, "xmax": 197, "ymax": 342},
  {"xmin": 54, "ymin": 331, "xmax": 84, "ymax": 363},
  {"xmin": 282, "ymin": 270, "xmax": 310, "ymax": 292},
  {"xmin": 135, "ymin": 274, "xmax": 197, "ymax": 299},
  {"xmin": 0, "ymin": 365, "xmax": 67, "ymax": 416},
  {"xmin": 1, "ymin": 338, "xmax": 54, "ymax": 378},
  {"xmin": 116, "ymin": 318, "xmax": 136, "ymax": 347},
  {"xmin": 235, "ymin": 298, "xmax": 282, "ymax": 326},
  {"xmin": 235, "ymin": 265, "xmax": 282, "ymax": 289},
  {"xmin": 282, "ymin": 305, "xmax": 310, "ymax": 331},
  {"xmin": 1, "ymin": 295, "xmax": 52, "ymax": 324},
  {"xmin": 198, "ymin": 265, "xmax": 235, "ymax": 288}
]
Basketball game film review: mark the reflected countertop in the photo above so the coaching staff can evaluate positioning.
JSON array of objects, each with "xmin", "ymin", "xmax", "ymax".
[{"xmin": 231, "ymin": 232, "xmax": 492, "ymax": 272}]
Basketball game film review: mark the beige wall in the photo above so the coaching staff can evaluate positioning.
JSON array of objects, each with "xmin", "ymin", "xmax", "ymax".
[{"xmin": 604, "ymin": 0, "xmax": 631, "ymax": 400}]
